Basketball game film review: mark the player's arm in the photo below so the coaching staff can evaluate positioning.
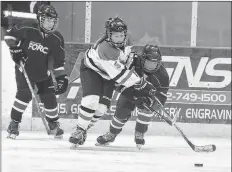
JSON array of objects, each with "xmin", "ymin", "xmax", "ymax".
[
  {"xmin": 153, "ymin": 85, "xmax": 169, "ymax": 106},
  {"xmin": 149, "ymin": 69, "xmax": 170, "ymax": 108},
  {"xmin": 126, "ymin": 66, "xmax": 170, "ymax": 112},
  {"xmin": 122, "ymin": 77, "xmax": 169, "ymax": 113},
  {"xmin": 101, "ymin": 48, "xmax": 155, "ymax": 94},
  {"xmin": 50, "ymin": 32, "xmax": 68, "ymax": 95},
  {"xmin": 127, "ymin": 51, "xmax": 144, "ymax": 77},
  {"xmin": 87, "ymin": 45, "xmax": 141, "ymax": 88},
  {"xmin": 4, "ymin": 24, "xmax": 27, "ymax": 65},
  {"xmin": 86, "ymin": 44, "xmax": 157, "ymax": 97},
  {"xmin": 4, "ymin": 24, "xmax": 24, "ymax": 47},
  {"xmin": 51, "ymin": 32, "xmax": 66, "ymax": 76}
]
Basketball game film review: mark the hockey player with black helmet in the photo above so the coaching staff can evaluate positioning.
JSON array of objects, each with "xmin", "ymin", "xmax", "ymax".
[
  {"xmin": 69, "ymin": 17, "xmax": 158, "ymax": 148},
  {"xmin": 4, "ymin": 4, "xmax": 68, "ymax": 139},
  {"xmin": 96, "ymin": 44, "xmax": 170, "ymax": 149}
]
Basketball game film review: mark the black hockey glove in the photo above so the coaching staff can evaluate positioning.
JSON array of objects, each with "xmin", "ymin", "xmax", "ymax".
[
  {"xmin": 143, "ymin": 95, "xmax": 164, "ymax": 113},
  {"xmin": 134, "ymin": 96, "xmax": 154, "ymax": 111},
  {"xmin": 54, "ymin": 74, "xmax": 69, "ymax": 95},
  {"xmin": 9, "ymin": 47, "xmax": 27, "ymax": 65},
  {"xmin": 133, "ymin": 77, "xmax": 156, "ymax": 97}
]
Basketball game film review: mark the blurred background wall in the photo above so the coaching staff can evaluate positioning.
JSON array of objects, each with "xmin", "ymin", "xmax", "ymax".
[{"xmin": 1, "ymin": 1, "xmax": 231, "ymax": 47}]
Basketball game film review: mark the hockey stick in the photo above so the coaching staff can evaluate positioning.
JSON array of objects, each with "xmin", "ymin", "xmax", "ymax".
[
  {"xmin": 144, "ymin": 104, "xmax": 216, "ymax": 153},
  {"xmin": 50, "ymin": 70, "xmax": 58, "ymax": 90},
  {"xmin": 19, "ymin": 62, "xmax": 51, "ymax": 135},
  {"xmin": 68, "ymin": 52, "xmax": 85, "ymax": 84}
]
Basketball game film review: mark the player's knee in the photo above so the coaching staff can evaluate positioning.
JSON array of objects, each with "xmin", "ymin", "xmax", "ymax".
[
  {"xmin": 40, "ymin": 93, "xmax": 59, "ymax": 122},
  {"xmin": 81, "ymin": 95, "xmax": 100, "ymax": 110},
  {"xmin": 39, "ymin": 93, "xmax": 57, "ymax": 109},
  {"xmin": 114, "ymin": 108, "xmax": 132, "ymax": 122},
  {"xmin": 36, "ymin": 76, "xmax": 54, "ymax": 95},
  {"xmin": 16, "ymin": 88, "xmax": 32, "ymax": 103},
  {"xmin": 95, "ymin": 103, "xmax": 108, "ymax": 117}
]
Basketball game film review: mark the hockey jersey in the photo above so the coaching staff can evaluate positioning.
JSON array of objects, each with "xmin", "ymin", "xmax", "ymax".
[
  {"xmin": 144, "ymin": 63, "xmax": 170, "ymax": 105},
  {"xmin": 83, "ymin": 36, "xmax": 140, "ymax": 88},
  {"xmin": 4, "ymin": 20, "xmax": 65, "ymax": 82},
  {"xmin": 118, "ymin": 53, "xmax": 169, "ymax": 105}
]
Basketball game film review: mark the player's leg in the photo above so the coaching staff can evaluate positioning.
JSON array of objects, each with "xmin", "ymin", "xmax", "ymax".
[
  {"xmin": 96, "ymin": 94, "xmax": 135, "ymax": 145},
  {"xmin": 117, "ymin": 86, "xmax": 154, "ymax": 148},
  {"xmin": 69, "ymin": 60, "xmax": 103, "ymax": 146},
  {"xmin": 88, "ymin": 80, "xmax": 115, "ymax": 129},
  {"xmin": 134, "ymin": 108, "xmax": 153, "ymax": 149},
  {"xmin": 7, "ymin": 66, "xmax": 33, "ymax": 139},
  {"xmin": 36, "ymin": 74, "xmax": 64, "ymax": 138}
]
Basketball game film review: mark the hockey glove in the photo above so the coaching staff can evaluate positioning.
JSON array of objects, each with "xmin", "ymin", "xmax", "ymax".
[
  {"xmin": 134, "ymin": 96, "xmax": 154, "ymax": 112},
  {"xmin": 133, "ymin": 77, "xmax": 156, "ymax": 97},
  {"xmin": 9, "ymin": 47, "xmax": 27, "ymax": 65},
  {"xmin": 54, "ymin": 74, "xmax": 69, "ymax": 95},
  {"xmin": 142, "ymin": 95, "xmax": 164, "ymax": 114}
]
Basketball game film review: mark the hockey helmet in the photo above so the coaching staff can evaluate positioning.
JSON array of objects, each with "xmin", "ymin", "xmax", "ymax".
[
  {"xmin": 140, "ymin": 44, "xmax": 162, "ymax": 73},
  {"xmin": 105, "ymin": 17, "xmax": 127, "ymax": 48},
  {"xmin": 37, "ymin": 4, "xmax": 59, "ymax": 34}
]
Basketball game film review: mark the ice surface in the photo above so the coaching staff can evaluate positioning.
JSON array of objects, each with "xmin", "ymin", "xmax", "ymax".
[{"xmin": 2, "ymin": 131, "xmax": 231, "ymax": 172}]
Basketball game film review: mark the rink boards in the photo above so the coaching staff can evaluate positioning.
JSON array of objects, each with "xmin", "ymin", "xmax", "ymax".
[{"xmin": 32, "ymin": 43, "xmax": 231, "ymax": 125}]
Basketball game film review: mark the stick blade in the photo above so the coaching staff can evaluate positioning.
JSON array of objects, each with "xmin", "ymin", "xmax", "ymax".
[
  {"xmin": 194, "ymin": 144, "xmax": 216, "ymax": 153},
  {"xmin": 69, "ymin": 52, "xmax": 85, "ymax": 84}
]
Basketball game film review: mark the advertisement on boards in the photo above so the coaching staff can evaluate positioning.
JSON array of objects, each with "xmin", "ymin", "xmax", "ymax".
[{"xmin": 32, "ymin": 44, "xmax": 231, "ymax": 124}]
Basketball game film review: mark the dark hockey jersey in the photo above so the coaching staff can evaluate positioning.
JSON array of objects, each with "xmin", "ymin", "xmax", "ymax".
[
  {"xmin": 145, "ymin": 64, "xmax": 170, "ymax": 106},
  {"xmin": 124, "ymin": 55, "xmax": 169, "ymax": 105},
  {"xmin": 4, "ymin": 20, "xmax": 65, "ymax": 82}
]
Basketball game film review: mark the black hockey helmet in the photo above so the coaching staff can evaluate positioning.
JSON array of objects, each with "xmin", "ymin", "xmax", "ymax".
[
  {"xmin": 140, "ymin": 44, "xmax": 162, "ymax": 73},
  {"xmin": 105, "ymin": 17, "xmax": 127, "ymax": 48},
  {"xmin": 37, "ymin": 4, "xmax": 58, "ymax": 34}
]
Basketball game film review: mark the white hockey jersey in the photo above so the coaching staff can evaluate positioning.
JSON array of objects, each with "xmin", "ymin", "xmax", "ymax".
[{"xmin": 83, "ymin": 40, "xmax": 140, "ymax": 88}]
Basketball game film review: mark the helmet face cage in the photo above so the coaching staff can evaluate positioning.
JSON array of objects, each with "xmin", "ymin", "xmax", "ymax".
[
  {"xmin": 37, "ymin": 5, "xmax": 59, "ymax": 34},
  {"xmin": 141, "ymin": 44, "xmax": 162, "ymax": 73},
  {"xmin": 105, "ymin": 17, "xmax": 127, "ymax": 48}
]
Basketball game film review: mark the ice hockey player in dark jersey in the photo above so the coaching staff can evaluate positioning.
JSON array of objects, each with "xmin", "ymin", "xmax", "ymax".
[
  {"xmin": 4, "ymin": 4, "xmax": 68, "ymax": 139},
  {"xmin": 69, "ymin": 17, "xmax": 157, "ymax": 148},
  {"xmin": 96, "ymin": 44, "xmax": 170, "ymax": 149}
]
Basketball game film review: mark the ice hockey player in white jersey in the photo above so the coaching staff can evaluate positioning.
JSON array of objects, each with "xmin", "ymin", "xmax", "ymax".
[
  {"xmin": 96, "ymin": 44, "xmax": 170, "ymax": 149},
  {"xmin": 69, "ymin": 17, "xmax": 157, "ymax": 148}
]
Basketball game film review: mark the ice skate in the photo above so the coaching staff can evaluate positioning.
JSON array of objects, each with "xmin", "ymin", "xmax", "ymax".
[
  {"xmin": 7, "ymin": 120, "xmax": 20, "ymax": 139},
  {"xmin": 48, "ymin": 121, "xmax": 64, "ymax": 139},
  {"xmin": 69, "ymin": 125, "xmax": 87, "ymax": 149},
  {"xmin": 96, "ymin": 132, "xmax": 117, "ymax": 146},
  {"xmin": 134, "ymin": 131, "xmax": 145, "ymax": 150}
]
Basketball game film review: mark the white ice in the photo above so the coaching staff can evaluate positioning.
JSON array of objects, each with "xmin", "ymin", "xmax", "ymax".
[{"xmin": 2, "ymin": 131, "xmax": 231, "ymax": 172}]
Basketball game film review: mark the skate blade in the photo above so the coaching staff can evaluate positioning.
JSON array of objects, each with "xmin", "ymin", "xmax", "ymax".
[
  {"xmin": 95, "ymin": 142, "xmax": 110, "ymax": 146},
  {"xmin": 7, "ymin": 134, "xmax": 17, "ymax": 139},
  {"xmin": 54, "ymin": 135, "xmax": 63, "ymax": 139},
  {"xmin": 136, "ymin": 144, "xmax": 143, "ymax": 150},
  {"xmin": 70, "ymin": 144, "xmax": 79, "ymax": 150}
]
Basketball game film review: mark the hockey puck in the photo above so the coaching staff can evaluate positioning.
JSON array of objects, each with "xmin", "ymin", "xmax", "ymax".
[{"xmin": 194, "ymin": 163, "xmax": 203, "ymax": 167}]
